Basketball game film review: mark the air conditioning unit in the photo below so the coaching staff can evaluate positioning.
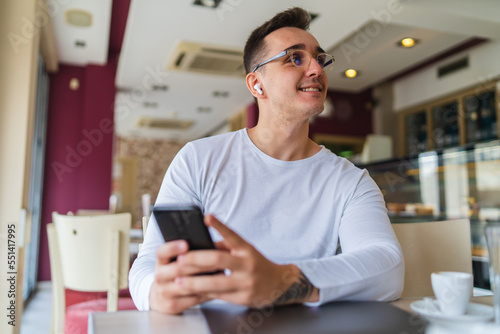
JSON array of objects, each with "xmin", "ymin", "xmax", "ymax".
[
  {"xmin": 137, "ymin": 117, "xmax": 194, "ymax": 130},
  {"xmin": 167, "ymin": 41, "xmax": 245, "ymax": 77}
]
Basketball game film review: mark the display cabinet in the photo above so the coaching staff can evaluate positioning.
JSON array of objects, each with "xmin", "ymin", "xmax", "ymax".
[
  {"xmin": 404, "ymin": 110, "xmax": 427, "ymax": 155},
  {"xmin": 432, "ymin": 99, "xmax": 459, "ymax": 149},
  {"xmin": 358, "ymin": 139, "xmax": 500, "ymax": 289},
  {"xmin": 399, "ymin": 81, "xmax": 499, "ymax": 156},
  {"xmin": 463, "ymin": 89, "xmax": 498, "ymax": 143}
]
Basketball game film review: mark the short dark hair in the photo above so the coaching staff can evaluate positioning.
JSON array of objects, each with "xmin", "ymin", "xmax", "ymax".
[{"xmin": 243, "ymin": 7, "xmax": 311, "ymax": 74}]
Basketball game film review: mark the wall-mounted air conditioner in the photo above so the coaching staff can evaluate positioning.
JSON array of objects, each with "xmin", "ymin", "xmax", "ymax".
[{"xmin": 167, "ymin": 41, "xmax": 245, "ymax": 77}]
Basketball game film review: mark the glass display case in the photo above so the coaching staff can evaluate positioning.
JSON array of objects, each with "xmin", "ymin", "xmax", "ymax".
[
  {"xmin": 432, "ymin": 100, "xmax": 459, "ymax": 149},
  {"xmin": 358, "ymin": 139, "xmax": 500, "ymax": 289},
  {"xmin": 464, "ymin": 89, "xmax": 498, "ymax": 143},
  {"xmin": 405, "ymin": 110, "xmax": 427, "ymax": 155},
  {"xmin": 399, "ymin": 82, "xmax": 499, "ymax": 156}
]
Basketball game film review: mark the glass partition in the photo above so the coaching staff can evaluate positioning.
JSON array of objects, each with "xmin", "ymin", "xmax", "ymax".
[
  {"xmin": 405, "ymin": 111, "xmax": 427, "ymax": 155},
  {"xmin": 358, "ymin": 139, "xmax": 500, "ymax": 289},
  {"xmin": 432, "ymin": 101, "xmax": 459, "ymax": 149},
  {"xmin": 464, "ymin": 89, "xmax": 498, "ymax": 143}
]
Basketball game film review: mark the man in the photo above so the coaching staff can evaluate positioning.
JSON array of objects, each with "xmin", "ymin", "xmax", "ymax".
[{"xmin": 129, "ymin": 7, "xmax": 404, "ymax": 314}]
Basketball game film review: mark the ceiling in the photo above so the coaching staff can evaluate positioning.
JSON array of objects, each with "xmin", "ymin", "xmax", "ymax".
[{"xmin": 50, "ymin": 0, "xmax": 500, "ymax": 141}]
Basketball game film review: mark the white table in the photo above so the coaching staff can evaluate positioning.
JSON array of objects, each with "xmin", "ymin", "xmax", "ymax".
[
  {"xmin": 88, "ymin": 300, "xmax": 431, "ymax": 334},
  {"xmin": 88, "ymin": 307, "xmax": 210, "ymax": 334},
  {"xmin": 391, "ymin": 295, "xmax": 493, "ymax": 313}
]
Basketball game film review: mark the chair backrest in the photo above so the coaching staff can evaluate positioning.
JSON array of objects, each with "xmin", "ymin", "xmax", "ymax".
[
  {"xmin": 392, "ymin": 219, "xmax": 472, "ymax": 298},
  {"xmin": 142, "ymin": 215, "xmax": 149, "ymax": 239},
  {"xmin": 51, "ymin": 212, "xmax": 131, "ymax": 292},
  {"xmin": 138, "ymin": 215, "xmax": 150, "ymax": 252},
  {"xmin": 75, "ymin": 209, "xmax": 112, "ymax": 216},
  {"xmin": 47, "ymin": 212, "xmax": 131, "ymax": 333}
]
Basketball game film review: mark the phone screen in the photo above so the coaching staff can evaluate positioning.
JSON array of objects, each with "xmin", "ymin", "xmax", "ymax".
[{"xmin": 152, "ymin": 205, "xmax": 216, "ymax": 250}]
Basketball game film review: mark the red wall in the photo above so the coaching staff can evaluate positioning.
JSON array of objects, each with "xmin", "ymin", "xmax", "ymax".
[
  {"xmin": 246, "ymin": 88, "xmax": 374, "ymax": 136},
  {"xmin": 309, "ymin": 89, "xmax": 373, "ymax": 138},
  {"xmin": 246, "ymin": 102, "xmax": 259, "ymax": 128},
  {"xmin": 38, "ymin": 55, "xmax": 117, "ymax": 281}
]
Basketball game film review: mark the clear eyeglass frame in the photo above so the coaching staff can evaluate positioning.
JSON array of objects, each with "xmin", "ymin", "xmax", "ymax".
[{"xmin": 252, "ymin": 49, "xmax": 335, "ymax": 73}]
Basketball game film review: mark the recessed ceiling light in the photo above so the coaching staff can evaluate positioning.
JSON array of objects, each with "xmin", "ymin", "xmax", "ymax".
[
  {"xmin": 212, "ymin": 90, "xmax": 229, "ymax": 98},
  {"xmin": 74, "ymin": 40, "xmax": 86, "ymax": 48},
  {"xmin": 65, "ymin": 9, "xmax": 93, "ymax": 27},
  {"xmin": 143, "ymin": 102, "xmax": 158, "ymax": 108},
  {"xmin": 152, "ymin": 85, "xmax": 168, "ymax": 91},
  {"xmin": 344, "ymin": 69, "xmax": 358, "ymax": 78},
  {"xmin": 69, "ymin": 78, "xmax": 80, "ymax": 90},
  {"xmin": 309, "ymin": 13, "xmax": 319, "ymax": 22},
  {"xmin": 197, "ymin": 106, "xmax": 212, "ymax": 113},
  {"xmin": 193, "ymin": 0, "xmax": 222, "ymax": 8},
  {"xmin": 398, "ymin": 38, "xmax": 419, "ymax": 48}
]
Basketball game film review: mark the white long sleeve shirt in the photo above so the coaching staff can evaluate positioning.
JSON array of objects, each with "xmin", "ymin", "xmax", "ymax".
[{"xmin": 129, "ymin": 129, "xmax": 404, "ymax": 310}]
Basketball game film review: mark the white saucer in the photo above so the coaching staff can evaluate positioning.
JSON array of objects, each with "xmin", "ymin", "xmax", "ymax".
[{"xmin": 410, "ymin": 299, "xmax": 494, "ymax": 324}]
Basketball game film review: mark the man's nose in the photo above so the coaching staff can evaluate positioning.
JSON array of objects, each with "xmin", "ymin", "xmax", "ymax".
[{"xmin": 305, "ymin": 56, "xmax": 323, "ymax": 77}]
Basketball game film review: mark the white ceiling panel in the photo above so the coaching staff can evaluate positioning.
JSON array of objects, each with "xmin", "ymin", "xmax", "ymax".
[
  {"xmin": 51, "ymin": 0, "xmax": 113, "ymax": 65},
  {"xmin": 48, "ymin": 0, "xmax": 500, "ymax": 140}
]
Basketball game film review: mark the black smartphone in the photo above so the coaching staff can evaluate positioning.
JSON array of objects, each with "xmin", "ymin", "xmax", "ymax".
[
  {"xmin": 152, "ymin": 205, "xmax": 217, "ymax": 251},
  {"xmin": 153, "ymin": 205, "xmax": 222, "ymax": 275}
]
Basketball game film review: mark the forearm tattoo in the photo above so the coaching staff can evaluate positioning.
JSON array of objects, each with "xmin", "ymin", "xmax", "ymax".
[{"xmin": 274, "ymin": 271, "xmax": 314, "ymax": 305}]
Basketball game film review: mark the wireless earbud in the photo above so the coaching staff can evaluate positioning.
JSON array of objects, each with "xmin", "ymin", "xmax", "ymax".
[{"xmin": 254, "ymin": 83, "xmax": 263, "ymax": 95}]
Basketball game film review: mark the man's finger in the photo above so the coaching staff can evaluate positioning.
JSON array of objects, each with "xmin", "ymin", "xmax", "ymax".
[
  {"xmin": 177, "ymin": 273, "xmax": 239, "ymax": 295},
  {"xmin": 156, "ymin": 240, "xmax": 189, "ymax": 265},
  {"xmin": 180, "ymin": 248, "xmax": 243, "ymax": 272},
  {"xmin": 155, "ymin": 294, "xmax": 211, "ymax": 314},
  {"xmin": 154, "ymin": 262, "xmax": 180, "ymax": 283},
  {"xmin": 175, "ymin": 260, "xmax": 224, "ymax": 276},
  {"xmin": 214, "ymin": 240, "xmax": 230, "ymax": 251},
  {"xmin": 204, "ymin": 215, "xmax": 247, "ymax": 248}
]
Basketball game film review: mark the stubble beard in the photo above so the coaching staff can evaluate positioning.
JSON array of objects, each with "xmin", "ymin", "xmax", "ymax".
[{"xmin": 270, "ymin": 88, "xmax": 326, "ymax": 124}]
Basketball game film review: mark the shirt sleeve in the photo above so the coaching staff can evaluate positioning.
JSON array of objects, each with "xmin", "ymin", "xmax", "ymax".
[
  {"xmin": 128, "ymin": 143, "xmax": 201, "ymax": 310},
  {"xmin": 293, "ymin": 170, "xmax": 405, "ymax": 306}
]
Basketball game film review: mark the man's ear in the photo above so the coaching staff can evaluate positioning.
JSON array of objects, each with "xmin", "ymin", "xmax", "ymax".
[{"xmin": 246, "ymin": 73, "xmax": 264, "ymax": 98}]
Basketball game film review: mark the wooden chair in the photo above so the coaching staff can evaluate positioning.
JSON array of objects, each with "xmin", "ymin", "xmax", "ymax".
[
  {"xmin": 75, "ymin": 209, "xmax": 111, "ymax": 216},
  {"xmin": 142, "ymin": 215, "xmax": 149, "ymax": 237},
  {"xmin": 47, "ymin": 212, "xmax": 136, "ymax": 334},
  {"xmin": 138, "ymin": 215, "xmax": 150, "ymax": 252},
  {"xmin": 392, "ymin": 219, "xmax": 473, "ymax": 298}
]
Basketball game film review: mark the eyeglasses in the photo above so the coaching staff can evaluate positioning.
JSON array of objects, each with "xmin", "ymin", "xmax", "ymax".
[{"xmin": 252, "ymin": 49, "xmax": 335, "ymax": 73}]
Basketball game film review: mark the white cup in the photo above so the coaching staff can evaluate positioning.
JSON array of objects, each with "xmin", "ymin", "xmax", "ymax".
[
  {"xmin": 431, "ymin": 271, "xmax": 473, "ymax": 315},
  {"xmin": 485, "ymin": 224, "xmax": 500, "ymax": 325}
]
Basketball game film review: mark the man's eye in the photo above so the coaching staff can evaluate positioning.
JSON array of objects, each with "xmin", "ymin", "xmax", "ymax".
[
  {"xmin": 290, "ymin": 54, "xmax": 302, "ymax": 66},
  {"xmin": 317, "ymin": 55, "xmax": 326, "ymax": 66}
]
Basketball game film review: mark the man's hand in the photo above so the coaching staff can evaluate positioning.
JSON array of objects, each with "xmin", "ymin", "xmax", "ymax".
[
  {"xmin": 174, "ymin": 215, "xmax": 319, "ymax": 308},
  {"xmin": 150, "ymin": 240, "xmax": 212, "ymax": 314}
]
